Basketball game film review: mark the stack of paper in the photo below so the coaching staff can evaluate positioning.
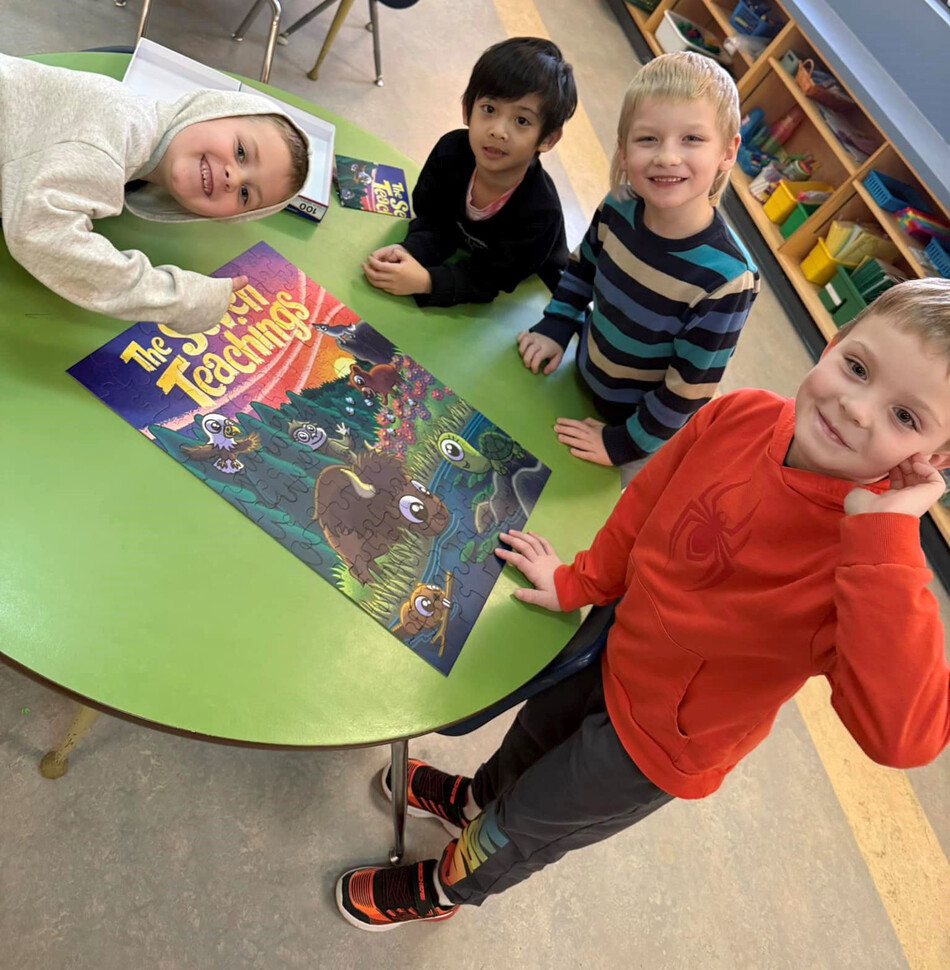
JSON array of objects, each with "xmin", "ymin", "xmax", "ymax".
[
  {"xmin": 825, "ymin": 220, "xmax": 898, "ymax": 266},
  {"xmin": 122, "ymin": 39, "xmax": 335, "ymax": 223}
]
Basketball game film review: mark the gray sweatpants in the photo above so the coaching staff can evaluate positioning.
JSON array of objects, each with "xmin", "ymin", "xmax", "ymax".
[{"xmin": 440, "ymin": 658, "xmax": 674, "ymax": 905}]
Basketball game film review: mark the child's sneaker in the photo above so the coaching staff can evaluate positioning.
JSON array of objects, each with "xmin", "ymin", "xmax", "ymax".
[
  {"xmin": 336, "ymin": 859, "xmax": 458, "ymax": 931},
  {"xmin": 379, "ymin": 759, "xmax": 471, "ymax": 837}
]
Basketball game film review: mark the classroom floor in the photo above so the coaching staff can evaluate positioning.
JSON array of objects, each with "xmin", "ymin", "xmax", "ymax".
[{"xmin": 2, "ymin": 1, "xmax": 948, "ymax": 968}]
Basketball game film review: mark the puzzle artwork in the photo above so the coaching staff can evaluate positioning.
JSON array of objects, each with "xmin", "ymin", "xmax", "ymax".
[{"xmin": 68, "ymin": 242, "xmax": 550, "ymax": 674}]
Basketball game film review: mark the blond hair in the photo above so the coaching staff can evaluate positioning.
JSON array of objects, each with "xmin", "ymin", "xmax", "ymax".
[
  {"xmin": 837, "ymin": 277, "xmax": 950, "ymax": 358},
  {"xmin": 256, "ymin": 114, "xmax": 310, "ymax": 196},
  {"xmin": 609, "ymin": 52, "xmax": 740, "ymax": 206}
]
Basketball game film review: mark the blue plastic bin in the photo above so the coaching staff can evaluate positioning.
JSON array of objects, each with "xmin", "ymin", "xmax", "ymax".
[
  {"xmin": 926, "ymin": 238, "xmax": 950, "ymax": 279},
  {"xmin": 862, "ymin": 170, "xmax": 931, "ymax": 215},
  {"xmin": 729, "ymin": 0, "xmax": 781, "ymax": 39}
]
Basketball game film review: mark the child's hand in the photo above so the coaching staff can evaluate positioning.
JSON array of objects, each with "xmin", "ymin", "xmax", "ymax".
[
  {"xmin": 368, "ymin": 244, "xmax": 408, "ymax": 264},
  {"xmin": 362, "ymin": 249, "xmax": 431, "ymax": 296},
  {"xmin": 517, "ymin": 331, "xmax": 564, "ymax": 375},
  {"xmin": 844, "ymin": 454, "xmax": 947, "ymax": 518},
  {"xmin": 231, "ymin": 275, "xmax": 249, "ymax": 291},
  {"xmin": 554, "ymin": 417, "xmax": 612, "ymax": 466},
  {"xmin": 495, "ymin": 530, "xmax": 563, "ymax": 611}
]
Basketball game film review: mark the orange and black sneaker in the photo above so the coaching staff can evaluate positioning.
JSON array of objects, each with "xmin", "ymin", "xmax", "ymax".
[
  {"xmin": 380, "ymin": 759, "xmax": 471, "ymax": 837},
  {"xmin": 336, "ymin": 859, "xmax": 458, "ymax": 932}
]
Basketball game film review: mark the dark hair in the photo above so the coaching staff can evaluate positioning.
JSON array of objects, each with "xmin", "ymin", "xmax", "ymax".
[
  {"xmin": 462, "ymin": 37, "xmax": 577, "ymax": 143},
  {"xmin": 259, "ymin": 114, "xmax": 310, "ymax": 196}
]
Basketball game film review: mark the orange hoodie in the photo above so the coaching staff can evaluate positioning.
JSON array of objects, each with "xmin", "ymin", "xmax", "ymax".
[{"xmin": 555, "ymin": 390, "xmax": 949, "ymax": 799}]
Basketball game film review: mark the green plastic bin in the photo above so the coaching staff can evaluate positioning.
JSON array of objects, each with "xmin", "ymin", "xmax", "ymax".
[
  {"xmin": 819, "ymin": 265, "xmax": 867, "ymax": 327},
  {"xmin": 779, "ymin": 202, "xmax": 820, "ymax": 239}
]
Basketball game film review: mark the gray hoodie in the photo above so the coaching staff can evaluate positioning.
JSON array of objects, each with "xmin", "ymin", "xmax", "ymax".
[{"xmin": 0, "ymin": 54, "xmax": 310, "ymax": 334}]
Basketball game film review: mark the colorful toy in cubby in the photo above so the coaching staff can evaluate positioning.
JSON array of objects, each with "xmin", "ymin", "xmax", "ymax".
[
  {"xmin": 655, "ymin": 12, "xmax": 732, "ymax": 65},
  {"xmin": 763, "ymin": 180, "xmax": 832, "ymax": 223}
]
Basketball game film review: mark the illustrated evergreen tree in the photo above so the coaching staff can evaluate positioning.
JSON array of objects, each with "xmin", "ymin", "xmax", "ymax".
[{"xmin": 298, "ymin": 377, "xmax": 379, "ymax": 446}]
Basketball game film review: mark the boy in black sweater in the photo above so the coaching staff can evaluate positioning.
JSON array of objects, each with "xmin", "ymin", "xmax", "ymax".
[{"xmin": 361, "ymin": 37, "xmax": 577, "ymax": 308}]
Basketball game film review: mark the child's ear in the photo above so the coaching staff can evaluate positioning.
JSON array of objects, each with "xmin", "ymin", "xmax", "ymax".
[
  {"xmin": 719, "ymin": 133, "xmax": 741, "ymax": 171},
  {"xmin": 927, "ymin": 449, "xmax": 950, "ymax": 471},
  {"xmin": 536, "ymin": 128, "xmax": 563, "ymax": 154}
]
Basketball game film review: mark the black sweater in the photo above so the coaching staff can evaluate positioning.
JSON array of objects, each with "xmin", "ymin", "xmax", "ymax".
[{"xmin": 401, "ymin": 129, "xmax": 568, "ymax": 307}]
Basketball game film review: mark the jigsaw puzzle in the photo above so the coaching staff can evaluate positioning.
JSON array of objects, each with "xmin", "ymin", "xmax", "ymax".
[{"xmin": 68, "ymin": 242, "xmax": 550, "ymax": 674}]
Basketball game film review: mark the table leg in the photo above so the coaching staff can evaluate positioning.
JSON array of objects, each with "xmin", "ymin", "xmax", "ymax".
[
  {"xmin": 388, "ymin": 737, "xmax": 408, "ymax": 864},
  {"xmin": 40, "ymin": 704, "xmax": 100, "ymax": 779},
  {"xmin": 306, "ymin": 0, "xmax": 356, "ymax": 81}
]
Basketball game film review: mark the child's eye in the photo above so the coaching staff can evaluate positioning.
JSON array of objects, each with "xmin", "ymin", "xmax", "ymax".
[
  {"xmin": 480, "ymin": 103, "xmax": 494, "ymax": 114},
  {"xmin": 237, "ymin": 142, "xmax": 246, "ymax": 163},
  {"xmin": 515, "ymin": 116, "xmax": 531, "ymax": 127},
  {"xmin": 684, "ymin": 135, "xmax": 704, "ymax": 143},
  {"xmin": 893, "ymin": 407, "xmax": 918, "ymax": 430},
  {"xmin": 240, "ymin": 186, "xmax": 249, "ymax": 205},
  {"xmin": 635, "ymin": 135, "xmax": 656, "ymax": 143},
  {"xmin": 846, "ymin": 358, "xmax": 867, "ymax": 379}
]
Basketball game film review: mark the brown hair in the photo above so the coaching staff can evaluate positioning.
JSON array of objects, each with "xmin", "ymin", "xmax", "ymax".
[
  {"xmin": 836, "ymin": 277, "xmax": 950, "ymax": 358},
  {"xmin": 609, "ymin": 51, "xmax": 740, "ymax": 205},
  {"xmin": 258, "ymin": 114, "xmax": 309, "ymax": 196}
]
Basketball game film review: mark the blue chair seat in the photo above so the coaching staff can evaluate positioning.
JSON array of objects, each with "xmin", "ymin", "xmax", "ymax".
[{"xmin": 437, "ymin": 600, "xmax": 618, "ymax": 737}]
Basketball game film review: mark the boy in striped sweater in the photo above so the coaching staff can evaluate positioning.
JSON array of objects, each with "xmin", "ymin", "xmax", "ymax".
[{"xmin": 518, "ymin": 52, "xmax": 759, "ymax": 467}]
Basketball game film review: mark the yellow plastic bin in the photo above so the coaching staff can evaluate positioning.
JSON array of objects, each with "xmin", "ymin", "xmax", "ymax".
[
  {"xmin": 763, "ymin": 180, "xmax": 833, "ymax": 223},
  {"xmin": 800, "ymin": 239, "xmax": 859, "ymax": 286}
]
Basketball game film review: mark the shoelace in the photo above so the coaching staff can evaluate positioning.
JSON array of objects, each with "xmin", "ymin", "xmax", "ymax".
[{"xmin": 375, "ymin": 863, "xmax": 435, "ymax": 916}]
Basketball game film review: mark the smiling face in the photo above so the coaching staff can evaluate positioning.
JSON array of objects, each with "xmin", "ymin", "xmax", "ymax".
[
  {"xmin": 617, "ymin": 95, "xmax": 738, "ymax": 237},
  {"xmin": 787, "ymin": 314, "xmax": 950, "ymax": 484},
  {"xmin": 152, "ymin": 116, "xmax": 294, "ymax": 217},
  {"xmin": 465, "ymin": 92, "xmax": 561, "ymax": 184}
]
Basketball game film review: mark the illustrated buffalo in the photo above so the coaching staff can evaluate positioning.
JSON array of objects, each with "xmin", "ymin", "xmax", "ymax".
[{"xmin": 312, "ymin": 452, "xmax": 450, "ymax": 584}]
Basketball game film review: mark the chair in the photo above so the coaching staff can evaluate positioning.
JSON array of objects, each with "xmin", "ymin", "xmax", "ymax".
[
  {"xmin": 115, "ymin": 0, "xmax": 283, "ymax": 84},
  {"xmin": 386, "ymin": 600, "xmax": 618, "ymax": 862},
  {"xmin": 239, "ymin": 0, "xmax": 419, "ymax": 87}
]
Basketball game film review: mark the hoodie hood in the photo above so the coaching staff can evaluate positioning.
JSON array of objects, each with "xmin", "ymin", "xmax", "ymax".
[{"xmin": 124, "ymin": 88, "xmax": 311, "ymax": 224}]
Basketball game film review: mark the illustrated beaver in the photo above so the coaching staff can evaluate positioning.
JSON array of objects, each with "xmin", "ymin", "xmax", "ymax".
[
  {"xmin": 347, "ymin": 362, "xmax": 402, "ymax": 405},
  {"xmin": 391, "ymin": 583, "xmax": 453, "ymax": 640},
  {"xmin": 312, "ymin": 452, "xmax": 450, "ymax": 584}
]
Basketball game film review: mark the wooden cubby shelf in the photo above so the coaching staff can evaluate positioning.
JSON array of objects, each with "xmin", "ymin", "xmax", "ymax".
[{"xmin": 618, "ymin": 0, "xmax": 950, "ymax": 547}]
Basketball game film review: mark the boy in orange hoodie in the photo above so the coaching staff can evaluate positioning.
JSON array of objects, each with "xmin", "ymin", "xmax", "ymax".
[{"xmin": 336, "ymin": 278, "xmax": 950, "ymax": 930}]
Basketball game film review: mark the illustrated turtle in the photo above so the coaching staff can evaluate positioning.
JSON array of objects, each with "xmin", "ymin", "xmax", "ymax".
[{"xmin": 437, "ymin": 430, "xmax": 524, "ymax": 480}]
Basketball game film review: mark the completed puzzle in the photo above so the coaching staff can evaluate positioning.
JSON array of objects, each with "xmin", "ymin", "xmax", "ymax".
[{"xmin": 69, "ymin": 242, "xmax": 550, "ymax": 674}]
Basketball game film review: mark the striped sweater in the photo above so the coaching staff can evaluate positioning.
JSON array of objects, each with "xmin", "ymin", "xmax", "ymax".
[{"xmin": 531, "ymin": 193, "xmax": 759, "ymax": 465}]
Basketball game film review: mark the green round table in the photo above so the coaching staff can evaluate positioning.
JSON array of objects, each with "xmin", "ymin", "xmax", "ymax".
[{"xmin": 0, "ymin": 53, "xmax": 618, "ymax": 859}]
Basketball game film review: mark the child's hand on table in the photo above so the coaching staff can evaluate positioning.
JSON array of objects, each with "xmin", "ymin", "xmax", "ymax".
[
  {"xmin": 496, "ymin": 530, "xmax": 563, "ymax": 611},
  {"xmin": 363, "ymin": 246, "xmax": 431, "ymax": 296},
  {"xmin": 844, "ymin": 454, "xmax": 948, "ymax": 518},
  {"xmin": 554, "ymin": 417, "xmax": 611, "ymax": 466},
  {"xmin": 517, "ymin": 331, "xmax": 563, "ymax": 375}
]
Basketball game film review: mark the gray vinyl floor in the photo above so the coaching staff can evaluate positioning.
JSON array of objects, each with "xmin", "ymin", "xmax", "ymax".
[{"xmin": 2, "ymin": 1, "xmax": 947, "ymax": 968}]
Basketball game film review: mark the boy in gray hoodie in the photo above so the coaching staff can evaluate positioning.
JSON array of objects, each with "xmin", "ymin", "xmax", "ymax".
[{"xmin": 0, "ymin": 54, "xmax": 310, "ymax": 334}]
